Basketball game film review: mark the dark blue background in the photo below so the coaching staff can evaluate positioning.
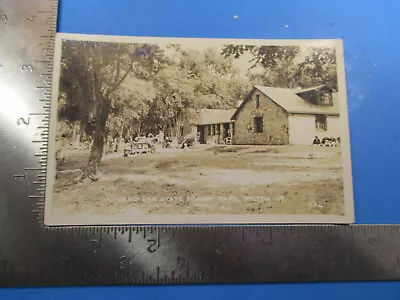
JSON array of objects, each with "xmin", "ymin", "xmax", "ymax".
[{"xmin": 2, "ymin": 0, "xmax": 400, "ymax": 298}]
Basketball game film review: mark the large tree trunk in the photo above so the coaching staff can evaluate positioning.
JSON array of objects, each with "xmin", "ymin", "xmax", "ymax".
[
  {"xmin": 86, "ymin": 70, "xmax": 110, "ymax": 179},
  {"xmin": 87, "ymin": 128, "xmax": 105, "ymax": 176},
  {"xmin": 72, "ymin": 122, "xmax": 81, "ymax": 149}
]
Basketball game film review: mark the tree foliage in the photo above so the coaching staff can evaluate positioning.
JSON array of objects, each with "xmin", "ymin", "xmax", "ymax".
[
  {"xmin": 58, "ymin": 41, "xmax": 165, "ymax": 176},
  {"xmin": 222, "ymin": 44, "xmax": 337, "ymax": 90}
]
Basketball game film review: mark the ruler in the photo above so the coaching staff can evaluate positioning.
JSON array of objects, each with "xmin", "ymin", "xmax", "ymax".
[{"xmin": 1, "ymin": 0, "xmax": 400, "ymax": 288}]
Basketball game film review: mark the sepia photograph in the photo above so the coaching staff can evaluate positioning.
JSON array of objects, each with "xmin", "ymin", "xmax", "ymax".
[{"xmin": 45, "ymin": 33, "xmax": 354, "ymax": 225}]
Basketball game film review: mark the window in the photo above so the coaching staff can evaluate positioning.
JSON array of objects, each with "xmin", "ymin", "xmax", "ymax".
[
  {"xmin": 255, "ymin": 94, "xmax": 260, "ymax": 108},
  {"xmin": 254, "ymin": 116, "xmax": 263, "ymax": 133},
  {"xmin": 208, "ymin": 124, "xmax": 215, "ymax": 135},
  {"xmin": 216, "ymin": 124, "xmax": 220, "ymax": 135},
  {"xmin": 320, "ymin": 92, "xmax": 332, "ymax": 105},
  {"xmin": 315, "ymin": 115, "xmax": 327, "ymax": 131}
]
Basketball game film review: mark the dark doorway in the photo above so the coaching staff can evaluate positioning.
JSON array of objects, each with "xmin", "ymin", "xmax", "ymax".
[
  {"xmin": 223, "ymin": 123, "xmax": 230, "ymax": 138},
  {"xmin": 197, "ymin": 125, "xmax": 206, "ymax": 144},
  {"xmin": 223, "ymin": 123, "xmax": 233, "ymax": 145}
]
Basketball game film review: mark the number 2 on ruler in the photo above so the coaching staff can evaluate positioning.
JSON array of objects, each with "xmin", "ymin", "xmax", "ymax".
[{"xmin": 17, "ymin": 117, "xmax": 30, "ymax": 125}]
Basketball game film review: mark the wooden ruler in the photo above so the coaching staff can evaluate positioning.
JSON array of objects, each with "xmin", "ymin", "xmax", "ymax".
[{"xmin": 1, "ymin": 0, "xmax": 400, "ymax": 288}]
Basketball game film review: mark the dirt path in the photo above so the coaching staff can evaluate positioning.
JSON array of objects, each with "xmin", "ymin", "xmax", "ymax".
[{"xmin": 52, "ymin": 145, "xmax": 345, "ymax": 217}]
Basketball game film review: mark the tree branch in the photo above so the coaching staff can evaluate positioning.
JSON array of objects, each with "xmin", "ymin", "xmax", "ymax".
[
  {"xmin": 112, "ymin": 52, "xmax": 121, "ymax": 87},
  {"xmin": 106, "ymin": 58, "xmax": 135, "ymax": 97},
  {"xmin": 249, "ymin": 57, "xmax": 261, "ymax": 70}
]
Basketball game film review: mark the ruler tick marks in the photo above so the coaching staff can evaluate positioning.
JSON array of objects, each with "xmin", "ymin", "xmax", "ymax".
[
  {"xmin": 13, "ymin": 173, "xmax": 27, "ymax": 179},
  {"xmin": 33, "ymin": 180, "xmax": 45, "ymax": 185},
  {"xmin": 29, "ymin": 113, "xmax": 47, "ymax": 116}
]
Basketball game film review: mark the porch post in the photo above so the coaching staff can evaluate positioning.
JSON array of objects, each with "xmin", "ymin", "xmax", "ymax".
[{"xmin": 229, "ymin": 122, "xmax": 234, "ymax": 145}]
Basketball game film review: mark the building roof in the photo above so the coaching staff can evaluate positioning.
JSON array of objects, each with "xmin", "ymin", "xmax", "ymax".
[
  {"xmin": 192, "ymin": 109, "xmax": 236, "ymax": 125},
  {"xmin": 233, "ymin": 85, "xmax": 340, "ymax": 119}
]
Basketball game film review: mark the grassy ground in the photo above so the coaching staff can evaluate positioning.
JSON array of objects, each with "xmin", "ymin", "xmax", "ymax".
[{"xmin": 52, "ymin": 144, "xmax": 345, "ymax": 216}]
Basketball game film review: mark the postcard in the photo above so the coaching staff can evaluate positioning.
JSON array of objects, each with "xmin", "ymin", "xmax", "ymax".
[{"xmin": 45, "ymin": 33, "xmax": 354, "ymax": 225}]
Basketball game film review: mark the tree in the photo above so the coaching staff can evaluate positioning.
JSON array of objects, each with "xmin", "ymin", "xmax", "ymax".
[
  {"xmin": 59, "ymin": 41, "xmax": 165, "ymax": 178},
  {"xmin": 222, "ymin": 45, "xmax": 299, "ymax": 70},
  {"xmin": 151, "ymin": 63, "xmax": 197, "ymax": 136},
  {"xmin": 171, "ymin": 46, "xmax": 251, "ymax": 109},
  {"xmin": 294, "ymin": 47, "xmax": 337, "ymax": 90},
  {"xmin": 222, "ymin": 44, "xmax": 338, "ymax": 90},
  {"xmin": 108, "ymin": 76, "xmax": 157, "ymax": 150},
  {"xmin": 141, "ymin": 46, "xmax": 252, "ymax": 137},
  {"xmin": 58, "ymin": 43, "xmax": 95, "ymax": 147}
]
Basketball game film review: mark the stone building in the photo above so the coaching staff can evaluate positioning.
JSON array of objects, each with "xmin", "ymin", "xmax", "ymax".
[{"xmin": 231, "ymin": 85, "xmax": 340, "ymax": 145}]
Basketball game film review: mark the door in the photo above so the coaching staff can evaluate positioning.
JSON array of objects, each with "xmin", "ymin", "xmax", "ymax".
[
  {"xmin": 197, "ymin": 125, "xmax": 206, "ymax": 144},
  {"xmin": 223, "ymin": 123, "xmax": 230, "ymax": 138}
]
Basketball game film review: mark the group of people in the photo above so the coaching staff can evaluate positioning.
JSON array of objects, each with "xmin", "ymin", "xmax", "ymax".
[
  {"xmin": 223, "ymin": 130, "xmax": 233, "ymax": 145},
  {"xmin": 104, "ymin": 136, "xmax": 119, "ymax": 154},
  {"xmin": 128, "ymin": 130, "xmax": 201, "ymax": 150},
  {"xmin": 180, "ymin": 135, "xmax": 195, "ymax": 149},
  {"xmin": 313, "ymin": 136, "xmax": 341, "ymax": 147},
  {"xmin": 130, "ymin": 131, "xmax": 175, "ymax": 149}
]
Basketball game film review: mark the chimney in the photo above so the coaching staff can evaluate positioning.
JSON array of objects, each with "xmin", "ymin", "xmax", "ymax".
[{"xmin": 236, "ymin": 100, "xmax": 243, "ymax": 108}]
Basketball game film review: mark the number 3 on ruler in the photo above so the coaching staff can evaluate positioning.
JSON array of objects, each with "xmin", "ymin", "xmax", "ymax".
[
  {"xmin": 21, "ymin": 64, "xmax": 34, "ymax": 72},
  {"xmin": 17, "ymin": 117, "xmax": 30, "ymax": 125}
]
